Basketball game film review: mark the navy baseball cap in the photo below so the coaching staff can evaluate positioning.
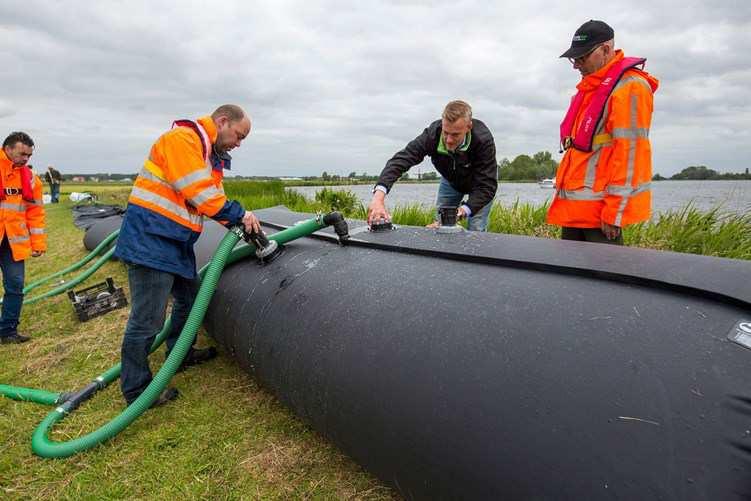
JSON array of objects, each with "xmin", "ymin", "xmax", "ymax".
[{"xmin": 560, "ymin": 20, "xmax": 614, "ymax": 59}]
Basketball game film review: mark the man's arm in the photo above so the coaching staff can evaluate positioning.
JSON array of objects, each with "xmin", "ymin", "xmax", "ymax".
[
  {"xmin": 464, "ymin": 137, "xmax": 498, "ymax": 216},
  {"xmin": 368, "ymin": 128, "xmax": 431, "ymax": 224},
  {"xmin": 27, "ymin": 174, "xmax": 46, "ymax": 256},
  {"xmin": 374, "ymin": 127, "xmax": 432, "ymax": 193}
]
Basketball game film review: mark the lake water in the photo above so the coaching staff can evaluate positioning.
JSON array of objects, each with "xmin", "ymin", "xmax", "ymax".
[{"xmin": 291, "ymin": 180, "xmax": 751, "ymax": 217}]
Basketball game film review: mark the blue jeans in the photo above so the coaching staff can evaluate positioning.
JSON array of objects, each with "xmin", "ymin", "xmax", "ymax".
[
  {"xmin": 435, "ymin": 177, "xmax": 492, "ymax": 232},
  {"xmin": 120, "ymin": 263, "xmax": 199, "ymax": 403},
  {"xmin": 0, "ymin": 237, "xmax": 25, "ymax": 338},
  {"xmin": 50, "ymin": 183, "xmax": 60, "ymax": 203}
]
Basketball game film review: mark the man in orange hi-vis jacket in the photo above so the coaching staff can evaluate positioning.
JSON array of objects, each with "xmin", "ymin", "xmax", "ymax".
[
  {"xmin": 0, "ymin": 132, "xmax": 46, "ymax": 344},
  {"xmin": 547, "ymin": 20, "xmax": 659, "ymax": 244},
  {"xmin": 114, "ymin": 105, "xmax": 260, "ymax": 407}
]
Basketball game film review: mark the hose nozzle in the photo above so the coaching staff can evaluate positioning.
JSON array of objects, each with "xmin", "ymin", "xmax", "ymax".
[{"xmin": 243, "ymin": 229, "xmax": 283, "ymax": 263}]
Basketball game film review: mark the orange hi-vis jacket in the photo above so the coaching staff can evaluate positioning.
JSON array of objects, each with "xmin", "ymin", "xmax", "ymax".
[
  {"xmin": 129, "ymin": 116, "xmax": 231, "ymax": 231},
  {"xmin": 114, "ymin": 116, "xmax": 245, "ymax": 278},
  {"xmin": 547, "ymin": 50, "xmax": 659, "ymax": 229},
  {"xmin": 0, "ymin": 150, "xmax": 46, "ymax": 261}
]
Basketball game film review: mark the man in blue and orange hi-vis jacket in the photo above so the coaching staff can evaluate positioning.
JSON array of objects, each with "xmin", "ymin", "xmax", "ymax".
[
  {"xmin": 0, "ymin": 132, "xmax": 46, "ymax": 345},
  {"xmin": 548, "ymin": 20, "xmax": 659, "ymax": 244},
  {"xmin": 114, "ymin": 104, "xmax": 261, "ymax": 407}
]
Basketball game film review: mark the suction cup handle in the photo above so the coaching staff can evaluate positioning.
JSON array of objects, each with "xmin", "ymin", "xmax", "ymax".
[{"xmin": 246, "ymin": 229, "xmax": 271, "ymax": 250}]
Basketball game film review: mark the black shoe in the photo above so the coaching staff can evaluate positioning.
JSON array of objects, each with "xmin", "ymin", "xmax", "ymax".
[
  {"xmin": 176, "ymin": 347, "xmax": 218, "ymax": 373},
  {"xmin": 150, "ymin": 387, "xmax": 179, "ymax": 408},
  {"xmin": 126, "ymin": 387, "xmax": 180, "ymax": 409},
  {"xmin": 0, "ymin": 333, "xmax": 31, "ymax": 344}
]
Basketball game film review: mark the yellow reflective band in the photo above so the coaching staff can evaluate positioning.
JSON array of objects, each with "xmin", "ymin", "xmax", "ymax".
[
  {"xmin": 143, "ymin": 159, "xmax": 167, "ymax": 181},
  {"xmin": 592, "ymin": 133, "xmax": 612, "ymax": 146}
]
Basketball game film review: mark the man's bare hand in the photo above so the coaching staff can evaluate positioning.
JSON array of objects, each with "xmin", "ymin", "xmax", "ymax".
[
  {"xmin": 456, "ymin": 206, "xmax": 469, "ymax": 220},
  {"xmin": 367, "ymin": 191, "xmax": 391, "ymax": 226},
  {"xmin": 601, "ymin": 222, "xmax": 621, "ymax": 240},
  {"xmin": 242, "ymin": 211, "xmax": 261, "ymax": 234}
]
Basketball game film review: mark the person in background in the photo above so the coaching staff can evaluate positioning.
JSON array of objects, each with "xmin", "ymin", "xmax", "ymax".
[
  {"xmin": 0, "ymin": 132, "xmax": 46, "ymax": 344},
  {"xmin": 44, "ymin": 165, "xmax": 63, "ymax": 203},
  {"xmin": 547, "ymin": 20, "xmax": 659, "ymax": 244},
  {"xmin": 367, "ymin": 100, "xmax": 498, "ymax": 231}
]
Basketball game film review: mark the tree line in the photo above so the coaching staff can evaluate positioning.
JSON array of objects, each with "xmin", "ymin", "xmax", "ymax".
[
  {"xmin": 56, "ymin": 159, "xmax": 747, "ymax": 184},
  {"xmin": 313, "ymin": 152, "xmax": 561, "ymax": 183},
  {"xmin": 654, "ymin": 165, "xmax": 751, "ymax": 181},
  {"xmin": 497, "ymin": 151, "xmax": 558, "ymax": 181}
]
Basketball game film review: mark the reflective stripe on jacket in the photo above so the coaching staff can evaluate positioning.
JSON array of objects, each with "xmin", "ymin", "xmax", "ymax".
[
  {"xmin": 114, "ymin": 116, "xmax": 244, "ymax": 278},
  {"xmin": 0, "ymin": 150, "xmax": 46, "ymax": 261},
  {"xmin": 130, "ymin": 116, "xmax": 230, "ymax": 231},
  {"xmin": 547, "ymin": 50, "xmax": 659, "ymax": 229}
]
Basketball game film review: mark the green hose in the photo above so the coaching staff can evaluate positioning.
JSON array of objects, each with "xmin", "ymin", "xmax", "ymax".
[
  {"xmin": 24, "ymin": 215, "xmax": 337, "ymax": 458},
  {"xmin": 0, "ymin": 229, "xmax": 119, "ymax": 306},
  {"xmin": 23, "ymin": 246, "xmax": 117, "ymax": 305},
  {"xmin": 23, "ymin": 229, "xmax": 120, "ymax": 294},
  {"xmin": 0, "ymin": 385, "xmax": 63, "ymax": 406}
]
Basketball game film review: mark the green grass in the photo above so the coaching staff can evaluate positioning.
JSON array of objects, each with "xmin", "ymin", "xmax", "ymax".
[
  {"xmin": 624, "ymin": 203, "xmax": 751, "ymax": 259},
  {"xmin": 0, "ymin": 196, "xmax": 396, "ymax": 500}
]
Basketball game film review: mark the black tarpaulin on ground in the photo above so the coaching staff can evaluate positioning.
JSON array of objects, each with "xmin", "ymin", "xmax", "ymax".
[{"xmin": 72, "ymin": 204, "xmax": 125, "ymax": 230}]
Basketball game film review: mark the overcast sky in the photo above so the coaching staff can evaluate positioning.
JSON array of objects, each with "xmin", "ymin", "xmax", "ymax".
[{"xmin": 1, "ymin": 0, "xmax": 749, "ymax": 177}]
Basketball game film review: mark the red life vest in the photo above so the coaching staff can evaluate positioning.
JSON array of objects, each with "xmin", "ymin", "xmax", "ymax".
[
  {"xmin": 560, "ymin": 57, "xmax": 646, "ymax": 152},
  {"xmin": 0, "ymin": 166, "xmax": 35, "ymax": 202}
]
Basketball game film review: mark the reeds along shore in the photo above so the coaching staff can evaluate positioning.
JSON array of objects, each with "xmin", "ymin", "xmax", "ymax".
[{"xmin": 222, "ymin": 180, "xmax": 751, "ymax": 261}]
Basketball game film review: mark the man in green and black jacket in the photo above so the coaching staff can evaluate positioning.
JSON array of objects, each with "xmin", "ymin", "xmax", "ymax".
[{"xmin": 367, "ymin": 100, "xmax": 498, "ymax": 231}]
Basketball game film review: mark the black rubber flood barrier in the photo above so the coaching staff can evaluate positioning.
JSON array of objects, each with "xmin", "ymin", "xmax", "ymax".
[{"xmin": 85, "ymin": 206, "xmax": 751, "ymax": 500}]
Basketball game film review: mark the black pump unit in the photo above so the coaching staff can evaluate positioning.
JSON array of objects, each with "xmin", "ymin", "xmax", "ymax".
[
  {"xmin": 437, "ymin": 204, "xmax": 463, "ymax": 233},
  {"xmin": 68, "ymin": 278, "xmax": 128, "ymax": 322}
]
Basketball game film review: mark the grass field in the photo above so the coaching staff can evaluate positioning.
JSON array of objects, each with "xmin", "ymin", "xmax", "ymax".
[{"xmin": 0, "ymin": 196, "xmax": 395, "ymax": 500}]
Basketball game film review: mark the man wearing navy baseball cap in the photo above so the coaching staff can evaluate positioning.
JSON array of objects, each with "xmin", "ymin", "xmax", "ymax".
[
  {"xmin": 560, "ymin": 20, "xmax": 615, "ymax": 61},
  {"xmin": 547, "ymin": 20, "xmax": 659, "ymax": 244}
]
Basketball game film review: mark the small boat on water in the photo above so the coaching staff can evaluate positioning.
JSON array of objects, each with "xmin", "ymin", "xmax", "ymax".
[{"xmin": 538, "ymin": 178, "xmax": 555, "ymax": 188}]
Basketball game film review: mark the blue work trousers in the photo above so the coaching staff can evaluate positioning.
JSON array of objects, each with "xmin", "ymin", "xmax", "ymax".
[
  {"xmin": 0, "ymin": 237, "xmax": 25, "ymax": 338},
  {"xmin": 120, "ymin": 263, "xmax": 199, "ymax": 403}
]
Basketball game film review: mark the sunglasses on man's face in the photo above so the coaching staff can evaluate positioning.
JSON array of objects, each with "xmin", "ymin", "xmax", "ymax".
[{"xmin": 568, "ymin": 43, "xmax": 604, "ymax": 65}]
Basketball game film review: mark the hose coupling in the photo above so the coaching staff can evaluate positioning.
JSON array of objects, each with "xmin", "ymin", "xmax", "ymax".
[
  {"xmin": 242, "ymin": 228, "xmax": 283, "ymax": 264},
  {"xmin": 59, "ymin": 381, "xmax": 102, "ymax": 413},
  {"xmin": 323, "ymin": 212, "xmax": 350, "ymax": 244}
]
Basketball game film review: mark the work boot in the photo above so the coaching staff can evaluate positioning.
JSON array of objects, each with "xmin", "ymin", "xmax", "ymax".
[
  {"xmin": 126, "ymin": 387, "xmax": 179, "ymax": 409},
  {"xmin": 150, "ymin": 387, "xmax": 179, "ymax": 408},
  {"xmin": 175, "ymin": 347, "xmax": 218, "ymax": 373},
  {"xmin": 0, "ymin": 333, "xmax": 31, "ymax": 344}
]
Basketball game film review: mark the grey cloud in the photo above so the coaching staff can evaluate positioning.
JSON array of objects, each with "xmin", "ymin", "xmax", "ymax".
[{"xmin": 0, "ymin": 0, "xmax": 749, "ymax": 176}]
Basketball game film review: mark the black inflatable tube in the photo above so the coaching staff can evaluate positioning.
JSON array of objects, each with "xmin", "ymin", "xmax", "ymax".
[{"xmin": 84, "ymin": 207, "xmax": 751, "ymax": 500}]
